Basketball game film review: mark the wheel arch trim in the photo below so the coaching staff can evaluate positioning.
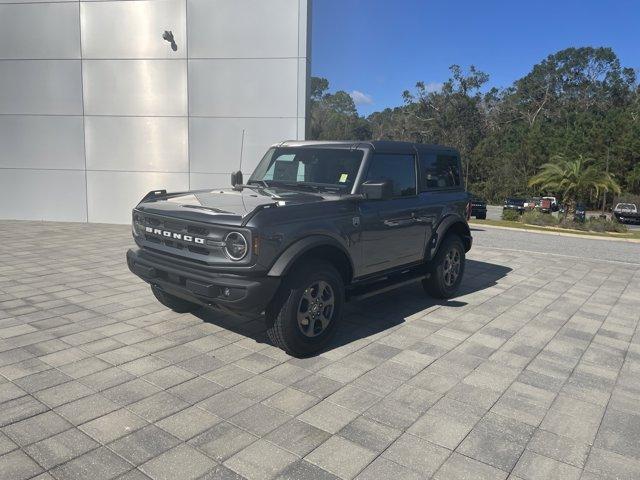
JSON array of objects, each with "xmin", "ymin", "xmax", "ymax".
[
  {"xmin": 267, "ymin": 235, "xmax": 354, "ymax": 280},
  {"xmin": 429, "ymin": 215, "xmax": 472, "ymax": 260}
]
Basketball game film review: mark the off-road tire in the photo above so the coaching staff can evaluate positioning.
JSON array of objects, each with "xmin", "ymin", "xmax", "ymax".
[
  {"xmin": 151, "ymin": 285, "xmax": 199, "ymax": 313},
  {"xmin": 423, "ymin": 234, "xmax": 465, "ymax": 299},
  {"xmin": 266, "ymin": 260, "xmax": 344, "ymax": 357}
]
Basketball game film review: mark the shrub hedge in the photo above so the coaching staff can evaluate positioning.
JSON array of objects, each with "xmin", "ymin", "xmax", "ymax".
[
  {"xmin": 501, "ymin": 209, "xmax": 520, "ymax": 221},
  {"xmin": 498, "ymin": 208, "xmax": 628, "ymax": 234}
]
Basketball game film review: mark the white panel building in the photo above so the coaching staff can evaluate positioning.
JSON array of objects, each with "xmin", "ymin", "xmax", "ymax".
[{"xmin": 0, "ymin": 0, "xmax": 310, "ymax": 224}]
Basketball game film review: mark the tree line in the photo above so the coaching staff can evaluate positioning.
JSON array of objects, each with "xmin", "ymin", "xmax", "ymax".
[{"xmin": 309, "ymin": 47, "xmax": 640, "ymax": 205}]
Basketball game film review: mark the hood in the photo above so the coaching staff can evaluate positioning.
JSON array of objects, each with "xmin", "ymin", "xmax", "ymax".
[{"xmin": 135, "ymin": 186, "xmax": 338, "ymax": 226}]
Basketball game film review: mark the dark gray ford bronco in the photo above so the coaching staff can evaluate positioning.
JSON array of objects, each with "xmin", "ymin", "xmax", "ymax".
[{"xmin": 127, "ymin": 141, "xmax": 472, "ymax": 356}]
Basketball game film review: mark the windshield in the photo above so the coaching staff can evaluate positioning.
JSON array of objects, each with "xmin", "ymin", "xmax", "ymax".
[
  {"xmin": 248, "ymin": 147, "xmax": 364, "ymax": 191},
  {"xmin": 616, "ymin": 203, "xmax": 636, "ymax": 210},
  {"xmin": 506, "ymin": 198, "xmax": 525, "ymax": 205}
]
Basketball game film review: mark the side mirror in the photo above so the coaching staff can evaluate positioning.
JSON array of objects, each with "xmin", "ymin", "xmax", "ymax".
[
  {"xmin": 361, "ymin": 180, "xmax": 393, "ymax": 200},
  {"xmin": 231, "ymin": 171, "xmax": 243, "ymax": 187}
]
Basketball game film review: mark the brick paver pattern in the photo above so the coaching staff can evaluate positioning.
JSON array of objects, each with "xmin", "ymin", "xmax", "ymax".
[{"xmin": 0, "ymin": 220, "xmax": 639, "ymax": 480}]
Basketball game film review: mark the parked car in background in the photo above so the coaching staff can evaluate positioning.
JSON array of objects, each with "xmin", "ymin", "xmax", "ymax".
[
  {"xmin": 538, "ymin": 198, "xmax": 552, "ymax": 213},
  {"xmin": 504, "ymin": 198, "xmax": 526, "ymax": 214},
  {"xmin": 574, "ymin": 203, "xmax": 587, "ymax": 222},
  {"xmin": 613, "ymin": 203, "xmax": 640, "ymax": 224},
  {"xmin": 524, "ymin": 197, "xmax": 540, "ymax": 210},
  {"xmin": 543, "ymin": 196, "xmax": 558, "ymax": 212},
  {"xmin": 470, "ymin": 195, "xmax": 487, "ymax": 219}
]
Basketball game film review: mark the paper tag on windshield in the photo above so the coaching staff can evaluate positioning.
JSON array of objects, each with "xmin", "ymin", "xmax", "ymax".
[{"xmin": 339, "ymin": 173, "xmax": 348, "ymax": 183}]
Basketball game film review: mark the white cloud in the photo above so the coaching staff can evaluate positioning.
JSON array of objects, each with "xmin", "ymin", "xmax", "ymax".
[
  {"xmin": 350, "ymin": 90, "xmax": 374, "ymax": 105},
  {"xmin": 424, "ymin": 82, "xmax": 444, "ymax": 93}
]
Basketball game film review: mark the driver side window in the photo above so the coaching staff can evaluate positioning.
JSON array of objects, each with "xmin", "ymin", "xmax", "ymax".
[{"xmin": 365, "ymin": 154, "xmax": 417, "ymax": 197}]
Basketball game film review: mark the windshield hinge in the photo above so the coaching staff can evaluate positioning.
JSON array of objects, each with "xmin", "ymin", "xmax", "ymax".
[{"xmin": 241, "ymin": 203, "xmax": 278, "ymax": 227}]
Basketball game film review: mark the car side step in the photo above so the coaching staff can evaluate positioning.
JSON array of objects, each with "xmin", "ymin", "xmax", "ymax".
[{"xmin": 347, "ymin": 272, "xmax": 430, "ymax": 302}]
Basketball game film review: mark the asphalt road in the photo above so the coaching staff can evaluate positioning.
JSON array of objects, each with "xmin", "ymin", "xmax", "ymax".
[{"xmin": 472, "ymin": 223, "xmax": 640, "ymax": 265}]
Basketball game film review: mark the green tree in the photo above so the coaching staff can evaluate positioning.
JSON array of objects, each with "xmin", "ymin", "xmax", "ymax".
[
  {"xmin": 502, "ymin": 47, "xmax": 636, "ymax": 126},
  {"xmin": 474, "ymin": 47, "xmax": 637, "ymax": 202},
  {"xmin": 378, "ymin": 65, "xmax": 490, "ymax": 187},
  {"xmin": 628, "ymin": 163, "xmax": 640, "ymax": 193},
  {"xmin": 308, "ymin": 77, "xmax": 371, "ymax": 141},
  {"xmin": 309, "ymin": 47, "xmax": 639, "ymax": 204},
  {"xmin": 528, "ymin": 155, "xmax": 621, "ymax": 216}
]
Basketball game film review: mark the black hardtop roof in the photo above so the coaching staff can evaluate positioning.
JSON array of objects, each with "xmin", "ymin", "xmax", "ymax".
[{"xmin": 274, "ymin": 140, "xmax": 459, "ymax": 155}]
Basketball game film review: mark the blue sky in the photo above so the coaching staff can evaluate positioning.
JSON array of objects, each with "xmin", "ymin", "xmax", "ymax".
[{"xmin": 312, "ymin": 0, "xmax": 640, "ymax": 115}]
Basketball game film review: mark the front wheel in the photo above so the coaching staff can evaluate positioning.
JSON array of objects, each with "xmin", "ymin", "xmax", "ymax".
[
  {"xmin": 266, "ymin": 261, "xmax": 344, "ymax": 357},
  {"xmin": 423, "ymin": 234, "xmax": 465, "ymax": 299},
  {"xmin": 151, "ymin": 285, "xmax": 199, "ymax": 314}
]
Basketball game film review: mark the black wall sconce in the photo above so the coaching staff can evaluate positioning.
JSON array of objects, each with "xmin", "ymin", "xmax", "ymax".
[{"xmin": 162, "ymin": 30, "xmax": 178, "ymax": 51}]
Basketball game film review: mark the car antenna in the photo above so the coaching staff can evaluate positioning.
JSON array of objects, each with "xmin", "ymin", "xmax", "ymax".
[
  {"xmin": 233, "ymin": 129, "xmax": 248, "ymax": 192},
  {"xmin": 239, "ymin": 128, "xmax": 245, "ymax": 172}
]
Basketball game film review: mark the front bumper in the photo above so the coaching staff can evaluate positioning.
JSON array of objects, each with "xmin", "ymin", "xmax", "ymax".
[
  {"xmin": 127, "ymin": 248, "xmax": 280, "ymax": 315},
  {"xmin": 614, "ymin": 213, "xmax": 640, "ymax": 224}
]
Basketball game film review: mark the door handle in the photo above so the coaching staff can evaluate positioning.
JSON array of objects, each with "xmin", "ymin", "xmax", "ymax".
[
  {"xmin": 411, "ymin": 212, "xmax": 429, "ymax": 223},
  {"xmin": 384, "ymin": 218, "xmax": 412, "ymax": 227}
]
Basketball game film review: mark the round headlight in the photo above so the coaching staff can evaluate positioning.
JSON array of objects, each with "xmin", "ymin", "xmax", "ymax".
[{"xmin": 224, "ymin": 232, "xmax": 248, "ymax": 260}]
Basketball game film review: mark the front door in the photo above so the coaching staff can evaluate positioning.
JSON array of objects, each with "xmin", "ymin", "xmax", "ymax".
[{"xmin": 358, "ymin": 153, "xmax": 428, "ymax": 276}]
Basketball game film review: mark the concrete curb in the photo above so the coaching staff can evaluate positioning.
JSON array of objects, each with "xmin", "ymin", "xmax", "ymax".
[{"xmin": 469, "ymin": 222, "xmax": 640, "ymax": 244}]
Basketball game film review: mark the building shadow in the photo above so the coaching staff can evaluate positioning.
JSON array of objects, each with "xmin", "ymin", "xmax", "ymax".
[{"xmin": 194, "ymin": 259, "xmax": 512, "ymax": 356}]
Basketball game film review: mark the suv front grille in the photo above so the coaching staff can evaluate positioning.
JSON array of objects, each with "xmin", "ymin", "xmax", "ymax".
[
  {"xmin": 187, "ymin": 225, "xmax": 209, "ymax": 236},
  {"xmin": 136, "ymin": 215, "xmax": 214, "ymax": 257},
  {"xmin": 163, "ymin": 220, "xmax": 186, "ymax": 231}
]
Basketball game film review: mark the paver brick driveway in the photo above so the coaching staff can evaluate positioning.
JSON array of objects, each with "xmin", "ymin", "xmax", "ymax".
[{"xmin": 0, "ymin": 220, "xmax": 639, "ymax": 480}]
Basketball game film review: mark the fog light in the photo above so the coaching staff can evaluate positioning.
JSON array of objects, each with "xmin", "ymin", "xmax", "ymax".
[{"xmin": 222, "ymin": 288, "xmax": 231, "ymax": 297}]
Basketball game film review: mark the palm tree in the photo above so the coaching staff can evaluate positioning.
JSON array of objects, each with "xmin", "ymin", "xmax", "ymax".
[{"xmin": 528, "ymin": 155, "xmax": 621, "ymax": 218}]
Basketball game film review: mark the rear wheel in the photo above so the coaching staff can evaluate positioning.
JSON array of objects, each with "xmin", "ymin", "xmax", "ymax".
[
  {"xmin": 423, "ymin": 234, "xmax": 465, "ymax": 299},
  {"xmin": 151, "ymin": 285, "xmax": 199, "ymax": 313},
  {"xmin": 266, "ymin": 260, "xmax": 344, "ymax": 357}
]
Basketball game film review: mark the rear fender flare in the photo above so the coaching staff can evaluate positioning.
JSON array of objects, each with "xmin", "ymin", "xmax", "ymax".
[{"xmin": 428, "ymin": 215, "xmax": 471, "ymax": 260}]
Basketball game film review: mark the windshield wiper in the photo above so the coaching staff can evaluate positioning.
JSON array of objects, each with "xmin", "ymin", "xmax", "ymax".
[{"xmin": 272, "ymin": 182, "xmax": 341, "ymax": 193}]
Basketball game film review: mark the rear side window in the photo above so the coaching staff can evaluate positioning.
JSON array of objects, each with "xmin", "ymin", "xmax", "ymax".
[
  {"xmin": 365, "ymin": 154, "xmax": 417, "ymax": 197},
  {"xmin": 420, "ymin": 153, "xmax": 461, "ymax": 190}
]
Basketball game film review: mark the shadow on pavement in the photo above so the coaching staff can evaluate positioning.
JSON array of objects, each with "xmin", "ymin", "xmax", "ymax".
[{"xmin": 195, "ymin": 259, "xmax": 512, "ymax": 354}]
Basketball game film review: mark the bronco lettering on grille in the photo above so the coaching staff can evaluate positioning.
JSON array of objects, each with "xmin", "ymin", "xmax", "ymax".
[{"xmin": 145, "ymin": 226, "xmax": 205, "ymax": 244}]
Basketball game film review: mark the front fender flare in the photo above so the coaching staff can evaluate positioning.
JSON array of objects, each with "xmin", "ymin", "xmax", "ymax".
[{"xmin": 267, "ymin": 235, "xmax": 352, "ymax": 278}]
